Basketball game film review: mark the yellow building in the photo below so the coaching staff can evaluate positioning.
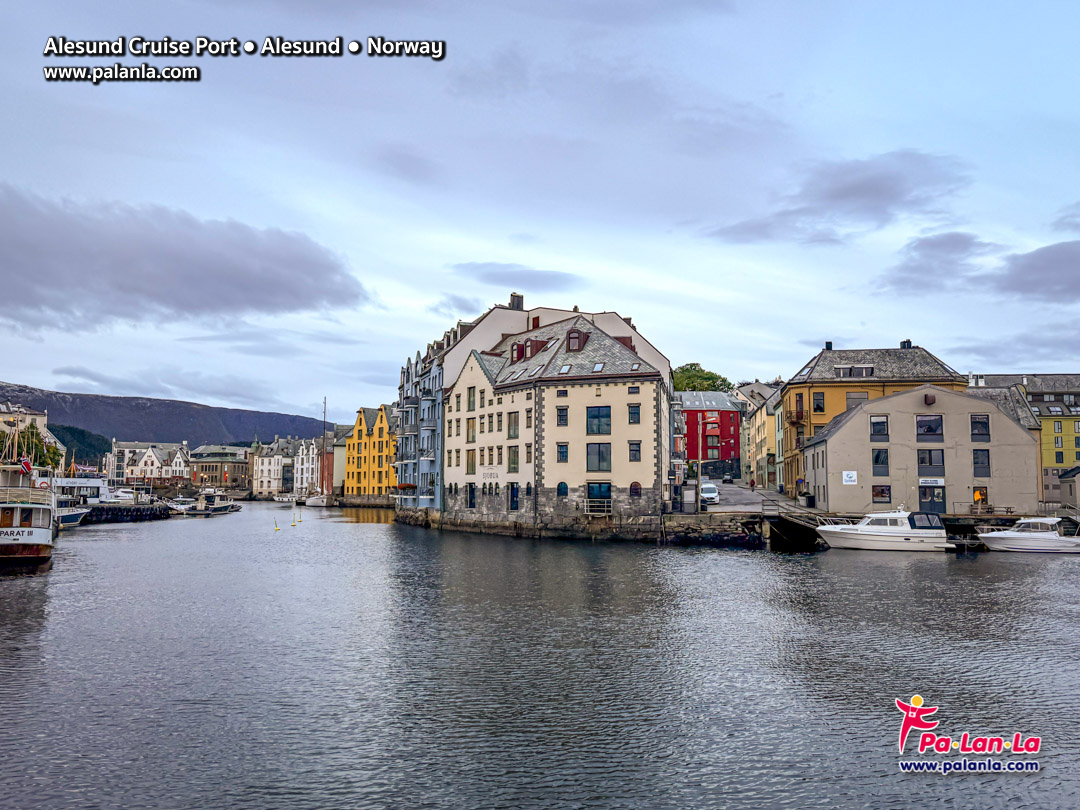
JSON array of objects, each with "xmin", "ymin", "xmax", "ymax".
[
  {"xmin": 980, "ymin": 374, "xmax": 1080, "ymax": 500},
  {"xmin": 344, "ymin": 405, "xmax": 397, "ymax": 496},
  {"xmin": 747, "ymin": 389, "xmax": 780, "ymax": 489},
  {"xmin": 781, "ymin": 341, "xmax": 967, "ymax": 494}
]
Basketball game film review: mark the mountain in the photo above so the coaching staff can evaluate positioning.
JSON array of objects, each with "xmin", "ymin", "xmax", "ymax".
[
  {"xmin": 0, "ymin": 381, "xmax": 327, "ymax": 445},
  {"xmin": 48, "ymin": 424, "xmax": 112, "ymax": 465}
]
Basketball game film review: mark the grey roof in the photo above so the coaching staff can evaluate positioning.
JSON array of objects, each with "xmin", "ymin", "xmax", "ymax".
[
  {"xmin": 805, "ymin": 384, "xmax": 1040, "ymax": 448},
  {"xmin": 788, "ymin": 346, "xmax": 963, "ymax": 383},
  {"xmin": 257, "ymin": 436, "xmax": 303, "ymax": 457},
  {"xmin": 191, "ymin": 444, "xmax": 245, "ymax": 457},
  {"xmin": 470, "ymin": 315, "xmax": 658, "ymax": 389},
  {"xmin": 764, "ymin": 387, "xmax": 782, "ymax": 415},
  {"xmin": 736, "ymin": 382, "xmax": 777, "ymax": 404},
  {"xmin": 964, "ymin": 386, "xmax": 1041, "ymax": 430},
  {"xmin": 979, "ymin": 374, "xmax": 1080, "ymax": 392},
  {"xmin": 677, "ymin": 391, "xmax": 740, "ymax": 411},
  {"xmin": 1059, "ymin": 466, "xmax": 1080, "ymax": 480}
]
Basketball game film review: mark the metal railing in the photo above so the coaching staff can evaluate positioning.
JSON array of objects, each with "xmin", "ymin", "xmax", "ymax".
[
  {"xmin": 420, "ymin": 389, "xmax": 435, "ymax": 401},
  {"xmin": 420, "ymin": 418, "xmax": 437, "ymax": 430},
  {"xmin": 401, "ymin": 397, "xmax": 419, "ymax": 409},
  {"xmin": 584, "ymin": 498, "xmax": 613, "ymax": 515},
  {"xmin": 419, "ymin": 449, "xmax": 436, "ymax": 461},
  {"xmin": 395, "ymin": 450, "xmax": 416, "ymax": 462},
  {"xmin": 399, "ymin": 423, "xmax": 418, "ymax": 435},
  {"xmin": 418, "ymin": 487, "xmax": 435, "ymax": 499},
  {"xmin": 0, "ymin": 487, "xmax": 54, "ymax": 506}
]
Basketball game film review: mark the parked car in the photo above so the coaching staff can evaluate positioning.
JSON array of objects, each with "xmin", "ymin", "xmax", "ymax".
[
  {"xmin": 699, "ymin": 483, "xmax": 720, "ymax": 505},
  {"xmin": 721, "ymin": 475, "xmax": 734, "ymax": 484}
]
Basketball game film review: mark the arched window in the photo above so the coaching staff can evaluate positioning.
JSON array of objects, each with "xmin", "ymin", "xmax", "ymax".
[
  {"xmin": 629, "ymin": 482, "xmax": 642, "ymax": 497},
  {"xmin": 567, "ymin": 330, "xmax": 582, "ymax": 352},
  {"xmin": 557, "ymin": 482, "xmax": 568, "ymax": 497},
  {"xmin": 494, "ymin": 483, "xmax": 500, "ymax": 496},
  {"xmin": 525, "ymin": 482, "xmax": 532, "ymax": 496},
  {"xmin": 482, "ymin": 483, "xmax": 487, "ymax": 495}
]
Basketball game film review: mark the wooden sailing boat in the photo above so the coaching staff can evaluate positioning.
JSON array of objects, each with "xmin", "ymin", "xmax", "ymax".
[{"xmin": 305, "ymin": 397, "xmax": 332, "ymax": 507}]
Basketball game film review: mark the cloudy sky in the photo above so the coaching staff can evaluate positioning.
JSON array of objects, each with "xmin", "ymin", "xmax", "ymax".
[{"xmin": 6, "ymin": 1, "xmax": 1080, "ymax": 422}]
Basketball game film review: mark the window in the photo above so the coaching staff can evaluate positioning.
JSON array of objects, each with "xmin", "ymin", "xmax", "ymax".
[
  {"xmin": 587, "ymin": 443, "xmax": 611, "ymax": 471},
  {"xmin": 507, "ymin": 445, "xmax": 519, "ymax": 473},
  {"xmin": 629, "ymin": 482, "xmax": 642, "ymax": 497},
  {"xmin": 568, "ymin": 330, "xmax": 583, "ymax": 351},
  {"xmin": 557, "ymin": 443, "xmax": 568, "ymax": 463},
  {"xmin": 845, "ymin": 391, "xmax": 868, "ymax": 411},
  {"xmin": 916, "ymin": 414, "xmax": 943, "ymax": 441},
  {"xmin": 630, "ymin": 363, "xmax": 640, "ymax": 371},
  {"xmin": 526, "ymin": 409, "xmax": 532, "ymax": 429},
  {"xmin": 628, "ymin": 386, "xmax": 640, "ymax": 394},
  {"xmin": 455, "ymin": 394, "xmax": 461, "ymax": 411},
  {"xmin": 628, "ymin": 404, "xmax": 640, "ymax": 424},
  {"xmin": 479, "ymin": 448, "xmax": 485, "ymax": 465},
  {"xmin": 466, "ymin": 450, "xmax": 476, "ymax": 475},
  {"xmin": 1057, "ymin": 452, "xmax": 1065, "ymax": 464},
  {"xmin": 707, "ymin": 435, "xmax": 720, "ymax": 447},
  {"xmin": 1055, "ymin": 436, "xmax": 1064, "ymax": 448},
  {"xmin": 869, "ymin": 415, "xmax": 889, "ymax": 441},
  {"xmin": 917, "ymin": 448, "xmax": 945, "ymax": 475},
  {"xmin": 835, "ymin": 365, "xmax": 874, "ymax": 378},
  {"xmin": 508, "ymin": 412, "xmax": 519, "ymax": 439},
  {"xmin": 526, "ymin": 443, "xmax": 532, "ymax": 464},
  {"xmin": 971, "ymin": 414, "xmax": 990, "ymax": 440},
  {"xmin": 813, "ymin": 392, "xmax": 825, "ymax": 413},
  {"xmin": 480, "ymin": 418, "xmax": 485, "ymax": 435},
  {"xmin": 629, "ymin": 441, "xmax": 641, "ymax": 462},
  {"xmin": 559, "ymin": 365, "xmax": 572, "ymax": 375},
  {"xmin": 480, "ymin": 390, "xmax": 485, "ymax": 408},
  {"xmin": 1054, "ymin": 421, "xmax": 1063, "ymax": 433},
  {"xmin": 497, "ymin": 413, "xmax": 503, "ymax": 432},
  {"xmin": 557, "ymin": 407, "xmax": 568, "ymax": 426},
  {"xmin": 557, "ymin": 482, "xmax": 568, "ymax": 497},
  {"xmin": 466, "ymin": 418, "xmax": 476, "ymax": 443},
  {"xmin": 973, "ymin": 449, "xmax": 990, "ymax": 477},
  {"xmin": 455, "ymin": 449, "xmax": 461, "ymax": 467},
  {"xmin": 872, "ymin": 448, "xmax": 889, "ymax": 477},
  {"xmin": 872, "ymin": 485, "xmax": 891, "ymax": 503},
  {"xmin": 497, "ymin": 446, "xmax": 503, "ymax": 465},
  {"xmin": 1049, "ymin": 406, "xmax": 1063, "ymax": 415},
  {"xmin": 587, "ymin": 406, "xmax": 611, "ymax": 434},
  {"xmin": 593, "ymin": 363, "xmax": 605, "ymax": 373},
  {"xmin": 557, "ymin": 389, "xmax": 568, "ymax": 397},
  {"xmin": 707, "ymin": 448, "xmax": 719, "ymax": 459}
]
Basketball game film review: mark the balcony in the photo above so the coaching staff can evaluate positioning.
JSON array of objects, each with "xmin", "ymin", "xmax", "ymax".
[
  {"xmin": 420, "ymin": 389, "xmax": 435, "ymax": 402},
  {"xmin": 420, "ymin": 448, "xmax": 436, "ymax": 461},
  {"xmin": 585, "ymin": 499, "xmax": 613, "ymax": 515},
  {"xmin": 401, "ymin": 396, "xmax": 419, "ymax": 409},
  {"xmin": 786, "ymin": 410, "xmax": 805, "ymax": 425},
  {"xmin": 399, "ymin": 422, "xmax": 418, "ymax": 436},
  {"xmin": 672, "ymin": 451, "xmax": 685, "ymax": 461},
  {"xmin": 794, "ymin": 437, "xmax": 804, "ymax": 449},
  {"xmin": 395, "ymin": 450, "xmax": 417, "ymax": 463},
  {"xmin": 418, "ymin": 487, "xmax": 435, "ymax": 499},
  {"xmin": 420, "ymin": 417, "xmax": 437, "ymax": 430}
]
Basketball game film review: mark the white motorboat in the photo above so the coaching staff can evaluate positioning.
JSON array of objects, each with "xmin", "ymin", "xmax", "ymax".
[
  {"xmin": 817, "ymin": 509, "xmax": 952, "ymax": 551},
  {"xmin": 186, "ymin": 488, "xmax": 236, "ymax": 517},
  {"xmin": 273, "ymin": 493, "xmax": 297, "ymax": 505},
  {"xmin": 977, "ymin": 517, "xmax": 1080, "ymax": 553}
]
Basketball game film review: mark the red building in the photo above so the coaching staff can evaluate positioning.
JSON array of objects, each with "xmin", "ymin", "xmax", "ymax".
[{"xmin": 676, "ymin": 391, "xmax": 742, "ymax": 478}]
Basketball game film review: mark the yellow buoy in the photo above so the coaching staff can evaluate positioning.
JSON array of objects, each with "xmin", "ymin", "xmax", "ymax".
[
  {"xmin": 274, "ymin": 518, "xmax": 280, "ymax": 531},
  {"xmin": 298, "ymin": 509, "xmax": 302, "ymax": 523},
  {"xmin": 291, "ymin": 512, "xmax": 296, "ymax": 527}
]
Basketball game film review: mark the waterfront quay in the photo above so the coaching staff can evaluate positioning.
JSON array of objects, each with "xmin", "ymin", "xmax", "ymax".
[{"xmin": 2, "ymin": 502, "xmax": 1078, "ymax": 809}]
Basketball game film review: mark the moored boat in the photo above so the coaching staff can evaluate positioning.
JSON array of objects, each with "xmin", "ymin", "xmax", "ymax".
[
  {"xmin": 1, "ymin": 465, "xmax": 56, "ymax": 573},
  {"xmin": 977, "ymin": 517, "xmax": 1080, "ymax": 553},
  {"xmin": 817, "ymin": 509, "xmax": 952, "ymax": 551},
  {"xmin": 185, "ymin": 488, "xmax": 236, "ymax": 517},
  {"xmin": 55, "ymin": 495, "xmax": 91, "ymax": 530}
]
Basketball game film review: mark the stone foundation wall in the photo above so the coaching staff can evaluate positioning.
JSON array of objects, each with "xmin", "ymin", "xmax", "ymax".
[{"xmin": 339, "ymin": 495, "xmax": 395, "ymax": 508}]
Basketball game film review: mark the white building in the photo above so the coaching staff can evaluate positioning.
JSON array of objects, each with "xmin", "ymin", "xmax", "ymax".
[
  {"xmin": 105, "ymin": 440, "xmax": 189, "ymax": 484},
  {"xmin": 251, "ymin": 436, "xmax": 301, "ymax": 497},
  {"xmin": 293, "ymin": 438, "xmax": 321, "ymax": 495}
]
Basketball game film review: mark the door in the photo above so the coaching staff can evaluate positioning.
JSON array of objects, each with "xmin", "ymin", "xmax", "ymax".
[
  {"xmin": 509, "ymin": 483, "xmax": 519, "ymax": 511},
  {"xmin": 587, "ymin": 483, "xmax": 612, "ymax": 500},
  {"xmin": 467, "ymin": 483, "xmax": 476, "ymax": 509},
  {"xmin": 919, "ymin": 486, "xmax": 946, "ymax": 514}
]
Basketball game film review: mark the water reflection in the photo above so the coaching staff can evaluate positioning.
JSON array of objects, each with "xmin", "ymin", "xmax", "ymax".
[{"xmin": 0, "ymin": 507, "xmax": 1077, "ymax": 808}]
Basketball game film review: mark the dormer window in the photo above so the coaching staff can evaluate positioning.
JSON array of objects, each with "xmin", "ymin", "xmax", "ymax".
[
  {"xmin": 567, "ymin": 330, "xmax": 583, "ymax": 352},
  {"xmin": 593, "ymin": 363, "xmax": 605, "ymax": 373},
  {"xmin": 834, "ymin": 365, "xmax": 874, "ymax": 378},
  {"xmin": 630, "ymin": 363, "xmax": 640, "ymax": 371}
]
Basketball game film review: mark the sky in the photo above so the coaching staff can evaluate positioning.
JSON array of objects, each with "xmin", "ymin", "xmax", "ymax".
[{"xmin": 5, "ymin": 1, "xmax": 1080, "ymax": 423}]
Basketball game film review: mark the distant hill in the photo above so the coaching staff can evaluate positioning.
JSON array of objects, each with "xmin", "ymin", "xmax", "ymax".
[
  {"xmin": 49, "ymin": 424, "xmax": 112, "ymax": 465},
  {"xmin": 0, "ymin": 381, "xmax": 326, "ymax": 445}
]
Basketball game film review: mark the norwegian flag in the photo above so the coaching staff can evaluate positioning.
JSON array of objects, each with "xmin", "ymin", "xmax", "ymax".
[{"xmin": 19, "ymin": 455, "xmax": 32, "ymax": 475}]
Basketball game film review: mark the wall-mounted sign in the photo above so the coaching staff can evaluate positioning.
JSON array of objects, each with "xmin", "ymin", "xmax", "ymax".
[
  {"xmin": 919, "ymin": 478, "xmax": 945, "ymax": 486},
  {"xmin": 842, "ymin": 470, "xmax": 857, "ymax": 485},
  {"xmin": 479, "ymin": 465, "xmax": 501, "ymax": 481}
]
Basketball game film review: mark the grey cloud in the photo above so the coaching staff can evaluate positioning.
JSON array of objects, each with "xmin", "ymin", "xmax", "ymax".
[
  {"xmin": 879, "ymin": 232, "xmax": 1000, "ymax": 291},
  {"xmin": 428, "ymin": 294, "xmax": 486, "ymax": 318},
  {"xmin": 950, "ymin": 328, "xmax": 1074, "ymax": 365},
  {"xmin": 991, "ymin": 241, "xmax": 1080, "ymax": 302},
  {"xmin": 53, "ymin": 365, "xmax": 284, "ymax": 408},
  {"xmin": 1051, "ymin": 202, "xmax": 1080, "ymax": 232},
  {"xmin": 451, "ymin": 261, "xmax": 582, "ymax": 291},
  {"xmin": 374, "ymin": 144, "xmax": 444, "ymax": 186},
  {"xmin": 179, "ymin": 325, "xmax": 366, "ymax": 357},
  {"xmin": 0, "ymin": 184, "xmax": 367, "ymax": 329},
  {"xmin": 711, "ymin": 150, "xmax": 969, "ymax": 244}
]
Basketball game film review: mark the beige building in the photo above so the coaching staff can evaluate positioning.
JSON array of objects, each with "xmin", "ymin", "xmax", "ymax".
[
  {"xmin": 442, "ymin": 315, "xmax": 672, "ymax": 530},
  {"xmin": 747, "ymin": 389, "xmax": 780, "ymax": 489},
  {"xmin": 802, "ymin": 385, "xmax": 1040, "ymax": 515}
]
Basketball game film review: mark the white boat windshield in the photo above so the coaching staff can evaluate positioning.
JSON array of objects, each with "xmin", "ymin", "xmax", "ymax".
[{"xmin": 909, "ymin": 513, "xmax": 944, "ymax": 529}]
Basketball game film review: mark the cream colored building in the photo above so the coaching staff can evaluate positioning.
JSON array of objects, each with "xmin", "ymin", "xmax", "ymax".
[
  {"xmin": 442, "ymin": 315, "xmax": 672, "ymax": 530},
  {"xmin": 802, "ymin": 385, "xmax": 1040, "ymax": 515},
  {"xmin": 747, "ymin": 389, "xmax": 780, "ymax": 489}
]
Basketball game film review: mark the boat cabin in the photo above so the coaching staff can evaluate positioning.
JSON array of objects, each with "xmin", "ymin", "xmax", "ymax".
[{"xmin": 857, "ymin": 511, "xmax": 945, "ymax": 530}]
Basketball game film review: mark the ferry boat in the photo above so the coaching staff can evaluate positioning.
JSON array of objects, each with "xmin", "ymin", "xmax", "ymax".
[
  {"xmin": 816, "ymin": 509, "xmax": 952, "ymax": 551},
  {"xmin": 0, "ymin": 464, "xmax": 56, "ymax": 573},
  {"xmin": 977, "ymin": 517, "xmax": 1080, "ymax": 553}
]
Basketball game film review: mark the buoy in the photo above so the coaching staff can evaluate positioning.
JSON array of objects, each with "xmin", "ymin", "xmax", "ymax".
[
  {"xmin": 274, "ymin": 518, "xmax": 280, "ymax": 531},
  {"xmin": 291, "ymin": 512, "xmax": 296, "ymax": 527},
  {"xmin": 298, "ymin": 509, "xmax": 302, "ymax": 523}
]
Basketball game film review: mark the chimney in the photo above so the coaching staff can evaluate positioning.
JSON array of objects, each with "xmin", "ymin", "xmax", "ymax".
[
  {"xmin": 509, "ymin": 293, "xmax": 524, "ymax": 311},
  {"xmin": 1022, "ymin": 376, "xmax": 1028, "ymax": 385},
  {"xmin": 623, "ymin": 316, "xmax": 633, "ymax": 327},
  {"xmin": 573, "ymin": 305, "xmax": 579, "ymax": 312},
  {"xmin": 825, "ymin": 341, "xmax": 833, "ymax": 351},
  {"xmin": 900, "ymin": 339, "xmax": 912, "ymax": 349}
]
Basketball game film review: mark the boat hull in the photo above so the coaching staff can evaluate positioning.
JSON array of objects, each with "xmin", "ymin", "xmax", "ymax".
[
  {"xmin": 978, "ymin": 533, "xmax": 1080, "ymax": 553},
  {"xmin": 0, "ymin": 527, "xmax": 55, "ymax": 572},
  {"xmin": 816, "ymin": 526, "xmax": 951, "ymax": 551},
  {"xmin": 305, "ymin": 495, "xmax": 331, "ymax": 507},
  {"xmin": 57, "ymin": 509, "xmax": 90, "ymax": 529}
]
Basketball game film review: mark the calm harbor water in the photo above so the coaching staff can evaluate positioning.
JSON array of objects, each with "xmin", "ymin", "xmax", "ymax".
[{"xmin": 2, "ymin": 503, "xmax": 1079, "ymax": 809}]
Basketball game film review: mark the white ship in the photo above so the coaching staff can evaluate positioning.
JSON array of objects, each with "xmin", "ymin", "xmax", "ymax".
[
  {"xmin": 817, "ymin": 509, "xmax": 952, "ymax": 552},
  {"xmin": 977, "ymin": 517, "xmax": 1080, "ymax": 553},
  {"xmin": 0, "ymin": 464, "xmax": 56, "ymax": 572}
]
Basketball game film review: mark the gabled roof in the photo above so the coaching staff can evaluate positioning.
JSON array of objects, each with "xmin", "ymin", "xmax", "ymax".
[
  {"xmin": 979, "ymin": 374, "xmax": 1080, "ymax": 392},
  {"xmin": 736, "ymin": 382, "xmax": 777, "ymax": 404},
  {"xmin": 788, "ymin": 346, "xmax": 963, "ymax": 384},
  {"xmin": 964, "ymin": 385, "xmax": 1041, "ymax": 430},
  {"xmin": 463, "ymin": 315, "xmax": 658, "ymax": 389}
]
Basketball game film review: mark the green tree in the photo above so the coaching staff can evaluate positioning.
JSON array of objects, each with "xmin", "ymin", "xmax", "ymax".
[
  {"xmin": 672, "ymin": 363, "xmax": 733, "ymax": 392},
  {"xmin": 13, "ymin": 423, "xmax": 64, "ymax": 469}
]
